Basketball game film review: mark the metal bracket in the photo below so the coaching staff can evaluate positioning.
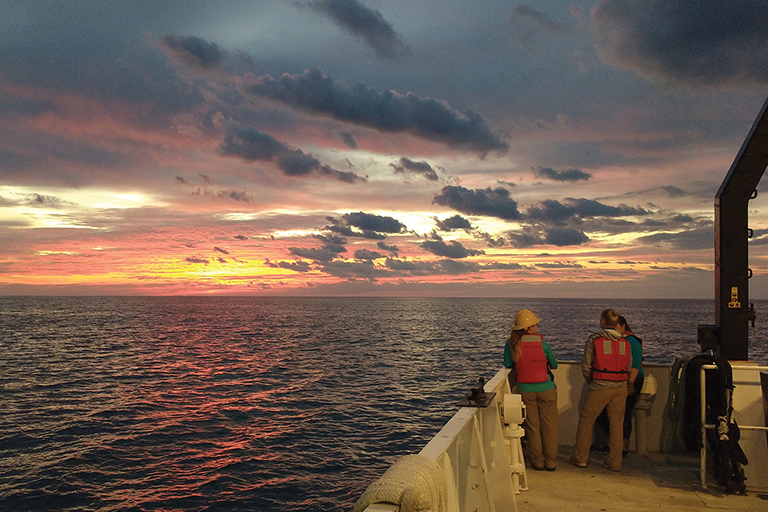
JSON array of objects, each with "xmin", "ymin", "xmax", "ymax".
[{"xmin": 457, "ymin": 377, "xmax": 496, "ymax": 407}]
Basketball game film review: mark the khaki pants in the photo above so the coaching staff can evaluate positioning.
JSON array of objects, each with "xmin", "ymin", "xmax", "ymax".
[
  {"xmin": 521, "ymin": 387, "xmax": 559, "ymax": 469},
  {"xmin": 573, "ymin": 385, "xmax": 628, "ymax": 470}
]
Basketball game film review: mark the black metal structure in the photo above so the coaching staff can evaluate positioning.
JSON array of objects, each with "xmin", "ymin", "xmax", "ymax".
[{"xmin": 713, "ymin": 96, "xmax": 768, "ymax": 360}]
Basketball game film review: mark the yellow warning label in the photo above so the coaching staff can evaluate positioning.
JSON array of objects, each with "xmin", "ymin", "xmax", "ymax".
[{"xmin": 728, "ymin": 286, "xmax": 741, "ymax": 308}]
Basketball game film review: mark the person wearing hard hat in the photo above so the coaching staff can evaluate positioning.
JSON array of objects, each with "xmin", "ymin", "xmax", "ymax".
[{"xmin": 504, "ymin": 309, "xmax": 559, "ymax": 471}]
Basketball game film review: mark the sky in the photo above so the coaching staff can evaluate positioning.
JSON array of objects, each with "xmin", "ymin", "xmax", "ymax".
[{"xmin": 1, "ymin": 0, "xmax": 768, "ymax": 298}]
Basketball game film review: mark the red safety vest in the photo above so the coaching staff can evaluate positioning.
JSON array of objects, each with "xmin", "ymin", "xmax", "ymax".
[
  {"xmin": 592, "ymin": 336, "xmax": 630, "ymax": 381},
  {"xmin": 516, "ymin": 334, "xmax": 549, "ymax": 383}
]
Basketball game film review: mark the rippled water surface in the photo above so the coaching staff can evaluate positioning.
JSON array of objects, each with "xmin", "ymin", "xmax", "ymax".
[{"xmin": 1, "ymin": 297, "xmax": 767, "ymax": 511}]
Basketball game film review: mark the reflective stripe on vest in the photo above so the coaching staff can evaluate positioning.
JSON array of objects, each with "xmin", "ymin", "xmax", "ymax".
[
  {"xmin": 516, "ymin": 334, "xmax": 549, "ymax": 383},
  {"xmin": 592, "ymin": 336, "xmax": 630, "ymax": 381}
]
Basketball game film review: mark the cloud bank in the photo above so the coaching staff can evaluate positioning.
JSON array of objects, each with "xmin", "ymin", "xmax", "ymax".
[
  {"xmin": 591, "ymin": 0, "xmax": 768, "ymax": 87},
  {"xmin": 241, "ymin": 67, "xmax": 508, "ymax": 154}
]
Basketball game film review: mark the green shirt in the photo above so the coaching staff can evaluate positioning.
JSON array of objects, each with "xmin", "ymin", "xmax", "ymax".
[{"xmin": 626, "ymin": 334, "xmax": 644, "ymax": 379}]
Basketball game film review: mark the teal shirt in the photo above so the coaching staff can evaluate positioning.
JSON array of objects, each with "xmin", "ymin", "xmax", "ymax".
[
  {"xmin": 504, "ymin": 339, "xmax": 558, "ymax": 392},
  {"xmin": 627, "ymin": 334, "xmax": 644, "ymax": 379}
]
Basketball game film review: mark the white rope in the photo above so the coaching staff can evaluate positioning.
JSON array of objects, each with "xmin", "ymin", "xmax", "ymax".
[{"xmin": 353, "ymin": 454, "xmax": 447, "ymax": 512}]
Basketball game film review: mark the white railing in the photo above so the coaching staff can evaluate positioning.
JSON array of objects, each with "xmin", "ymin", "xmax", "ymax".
[
  {"xmin": 699, "ymin": 364, "xmax": 768, "ymax": 488},
  {"xmin": 358, "ymin": 368, "xmax": 520, "ymax": 512}
]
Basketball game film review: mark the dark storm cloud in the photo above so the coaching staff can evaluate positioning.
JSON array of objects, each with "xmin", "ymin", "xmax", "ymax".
[
  {"xmin": 342, "ymin": 212, "xmax": 406, "ymax": 233},
  {"xmin": 26, "ymin": 194, "xmax": 64, "ymax": 206},
  {"xmin": 638, "ymin": 228, "xmax": 713, "ymax": 251},
  {"xmin": 382, "ymin": 258, "xmax": 480, "ymax": 276},
  {"xmin": 288, "ymin": 247, "xmax": 340, "ymax": 262},
  {"xmin": 323, "ymin": 242, "xmax": 348, "ymax": 254},
  {"xmin": 438, "ymin": 259, "xmax": 481, "ymax": 274},
  {"xmin": 325, "ymin": 221, "xmax": 389, "ymax": 239},
  {"xmin": 383, "ymin": 258, "xmax": 432, "ymax": 274},
  {"xmin": 474, "ymin": 230, "xmax": 506, "ymax": 248},
  {"xmin": 532, "ymin": 166, "xmax": 591, "ymax": 182},
  {"xmin": 359, "ymin": 230, "xmax": 387, "ymax": 240},
  {"xmin": 671, "ymin": 213, "xmax": 694, "ymax": 223},
  {"xmin": 662, "ymin": 185, "xmax": 688, "ymax": 198},
  {"xmin": 526, "ymin": 198, "xmax": 648, "ymax": 221},
  {"xmin": 390, "ymin": 157, "xmax": 439, "ymax": 181},
  {"xmin": 377, "ymin": 241, "xmax": 399, "ymax": 254},
  {"xmin": 591, "ymin": 0, "xmax": 768, "ymax": 87},
  {"xmin": 326, "ymin": 224, "xmax": 358, "ymax": 237},
  {"xmin": 305, "ymin": 0, "xmax": 411, "ymax": 60},
  {"xmin": 574, "ymin": 213, "xmax": 707, "ymax": 236},
  {"xmin": 287, "ymin": 235, "xmax": 349, "ymax": 263},
  {"xmin": 436, "ymin": 214, "xmax": 472, "ymax": 231},
  {"xmin": 315, "ymin": 259, "xmax": 390, "ymax": 280},
  {"xmin": 340, "ymin": 131, "xmax": 358, "ymax": 148},
  {"xmin": 506, "ymin": 225, "xmax": 589, "ymax": 248},
  {"xmin": 213, "ymin": 247, "xmax": 229, "ymax": 255},
  {"xmin": 420, "ymin": 240, "xmax": 485, "ymax": 259},
  {"xmin": 315, "ymin": 234, "xmax": 348, "ymax": 246},
  {"xmin": 484, "ymin": 262, "xmax": 527, "ymax": 270},
  {"xmin": 240, "ymin": 68, "xmax": 508, "ymax": 154},
  {"xmin": 264, "ymin": 259, "xmax": 312, "ymax": 273},
  {"xmin": 536, "ymin": 261, "xmax": 584, "ymax": 269},
  {"xmin": 353, "ymin": 249, "xmax": 384, "ymax": 260},
  {"xmin": 545, "ymin": 228, "xmax": 589, "ymax": 246},
  {"xmin": 218, "ymin": 190, "xmax": 253, "ymax": 202},
  {"xmin": 161, "ymin": 35, "xmax": 227, "ymax": 71},
  {"xmin": 432, "ymin": 186, "xmax": 523, "ymax": 220},
  {"xmin": 218, "ymin": 121, "xmax": 365, "ymax": 183}
]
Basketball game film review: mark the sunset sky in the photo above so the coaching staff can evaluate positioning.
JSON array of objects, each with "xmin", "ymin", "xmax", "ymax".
[{"xmin": 2, "ymin": 0, "xmax": 768, "ymax": 298}]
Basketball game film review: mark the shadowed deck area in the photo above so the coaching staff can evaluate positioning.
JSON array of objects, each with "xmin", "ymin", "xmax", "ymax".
[{"xmin": 518, "ymin": 449, "xmax": 768, "ymax": 512}]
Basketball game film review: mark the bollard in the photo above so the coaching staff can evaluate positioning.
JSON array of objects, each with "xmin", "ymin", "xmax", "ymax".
[{"xmin": 634, "ymin": 374, "xmax": 657, "ymax": 456}]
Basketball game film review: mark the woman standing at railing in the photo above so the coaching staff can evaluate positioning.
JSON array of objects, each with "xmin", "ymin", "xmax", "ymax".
[
  {"xmin": 594, "ymin": 315, "xmax": 645, "ymax": 457},
  {"xmin": 571, "ymin": 308, "xmax": 637, "ymax": 472},
  {"xmin": 504, "ymin": 309, "xmax": 559, "ymax": 471}
]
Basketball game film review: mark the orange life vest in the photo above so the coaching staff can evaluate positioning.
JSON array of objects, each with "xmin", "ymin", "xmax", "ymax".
[
  {"xmin": 516, "ymin": 334, "xmax": 549, "ymax": 383},
  {"xmin": 592, "ymin": 336, "xmax": 630, "ymax": 381}
]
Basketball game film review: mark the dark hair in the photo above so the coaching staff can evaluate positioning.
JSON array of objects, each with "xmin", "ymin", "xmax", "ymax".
[
  {"xmin": 617, "ymin": 315, "xmax": 631, "ymax": 332},
  {"xmin": 618, "ymin": 315, "xmax": 642, "ymax": 344}
]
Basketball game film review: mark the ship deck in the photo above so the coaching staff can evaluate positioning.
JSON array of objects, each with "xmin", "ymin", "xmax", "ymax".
[{"xmin": 519, "ymin": 449, "xmax": 768, "ymax": 511}]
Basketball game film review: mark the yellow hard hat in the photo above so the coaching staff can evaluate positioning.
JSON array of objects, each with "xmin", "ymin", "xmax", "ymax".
[{"xmin": 512, "ymin": 309, "xmax": 540, "ymax": 330}]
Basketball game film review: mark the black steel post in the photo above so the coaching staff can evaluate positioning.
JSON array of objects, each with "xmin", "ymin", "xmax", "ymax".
[{"xmin": 715, "ymin": 96, "xmax": 768, "ymax": 361}]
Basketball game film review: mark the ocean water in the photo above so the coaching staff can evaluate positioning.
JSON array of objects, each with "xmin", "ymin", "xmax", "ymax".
[{"xmin": 1, "ymin": 296, "xmax": 767, "ymax": 511}]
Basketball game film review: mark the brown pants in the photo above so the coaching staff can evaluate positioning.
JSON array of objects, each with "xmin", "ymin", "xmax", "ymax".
[
  {"xmin": 521, "ymin": 387, "xmax": 559, "ymax": 469},
  {"xmin": 573, "ymin": 385, "xmax": 628, "ymax": 470}
]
